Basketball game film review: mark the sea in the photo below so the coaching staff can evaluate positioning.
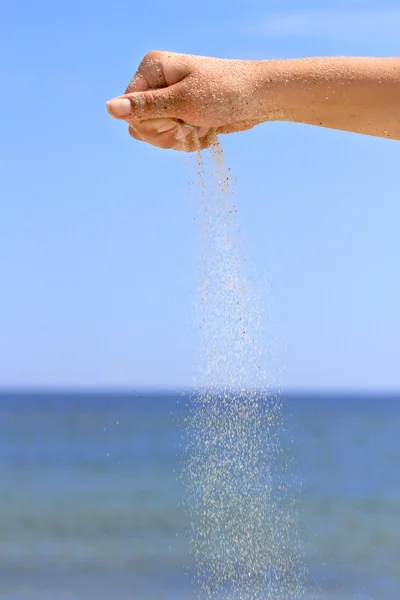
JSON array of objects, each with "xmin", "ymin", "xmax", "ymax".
[{"xmin": 0, "ymin": 391, "xmax": 399, "ymax": 600}]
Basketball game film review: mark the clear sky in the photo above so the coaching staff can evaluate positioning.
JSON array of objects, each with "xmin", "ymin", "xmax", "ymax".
[{"xmin": 1, "ymin": 0, "xmax": 399, "ymax": 391}]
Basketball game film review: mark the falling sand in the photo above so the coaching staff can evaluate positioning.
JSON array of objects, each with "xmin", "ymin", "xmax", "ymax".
[{"xmin": 182, "ymin": 134, "xmax": 310, "ymax": 600}]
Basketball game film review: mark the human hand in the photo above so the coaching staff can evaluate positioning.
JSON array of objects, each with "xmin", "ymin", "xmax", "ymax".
[
  {"xmin": 106, "ymin": 51, "xmax": 268, "ymax": 152},
  {"xmin": 107, "ymin": 53, "xmax": 400, "ymax": 149}
]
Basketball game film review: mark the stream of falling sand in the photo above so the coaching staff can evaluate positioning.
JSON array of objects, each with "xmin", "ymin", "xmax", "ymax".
[{"xmin": 182, "ymin": 134, "xmax": 309, "ymax": 600}]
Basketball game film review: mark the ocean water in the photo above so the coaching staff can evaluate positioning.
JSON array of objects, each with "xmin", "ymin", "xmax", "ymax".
[{"xmin": 0, "ymin": 391, "xmax": 399, "ymax": 600}]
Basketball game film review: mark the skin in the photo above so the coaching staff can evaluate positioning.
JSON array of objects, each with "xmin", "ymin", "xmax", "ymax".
[{"xmin": 106, "ymin": 51, "xmax": 400, "ymax": 151}]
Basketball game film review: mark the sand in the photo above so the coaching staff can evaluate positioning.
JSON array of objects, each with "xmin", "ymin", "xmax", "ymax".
[{"xmin": 181, "ymin": 138, "xmax": 310, "ymax": 599}]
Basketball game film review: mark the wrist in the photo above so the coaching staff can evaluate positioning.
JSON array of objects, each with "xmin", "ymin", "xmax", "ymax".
[{"xmin": 248, "ymin": 59, "xmax": 298, "ymax": 123}]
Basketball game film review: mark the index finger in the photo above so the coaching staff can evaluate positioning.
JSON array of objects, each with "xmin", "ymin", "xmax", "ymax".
[
  {"xmin": 125, "ymin": 72, "xmax": 150, "ymax": 94},
  {"xmin": 125, "ymin": 53, "xmax": 169, "ymax": 95}
]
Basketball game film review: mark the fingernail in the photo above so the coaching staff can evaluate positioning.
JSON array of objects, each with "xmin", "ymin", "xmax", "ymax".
[
  {"xmin": 106, "ymin": 98, "xmax": 132, "ymax": 118},
  {"xmin": 175, "ymin": 124, "xmax": 194, "ymax": 141}
]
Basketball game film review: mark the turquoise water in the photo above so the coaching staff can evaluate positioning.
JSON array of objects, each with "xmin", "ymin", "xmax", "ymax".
[{"xmin": 1, "ymin": 392, "xmax": 399, "ymax": 599}]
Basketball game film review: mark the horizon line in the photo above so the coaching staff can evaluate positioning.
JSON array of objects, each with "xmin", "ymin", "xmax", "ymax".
[{"xmin": 0, "ymin": 386, "xmax": 399, "ymax": 397}]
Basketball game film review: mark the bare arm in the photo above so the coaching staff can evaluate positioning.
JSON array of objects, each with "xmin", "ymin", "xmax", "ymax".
[
  {"xmin": 262, "ymin": 57, "xmax": 400, "ymax": 140},
  {"xmin": 106, "ymin": 52, "xmax": 400, "ymax": 151}
]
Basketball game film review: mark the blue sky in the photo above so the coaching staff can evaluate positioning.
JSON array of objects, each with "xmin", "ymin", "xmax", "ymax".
[{"xmin": 1, "ymin": 0, "xmax": 399, "ymax": 390}]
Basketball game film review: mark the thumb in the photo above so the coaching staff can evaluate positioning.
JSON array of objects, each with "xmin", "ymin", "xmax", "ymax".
[{"xmin": 106, "ymin": 86, "xmax": 183, "ymax": 121}]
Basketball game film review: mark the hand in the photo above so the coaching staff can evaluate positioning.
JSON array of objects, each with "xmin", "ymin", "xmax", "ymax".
[{"xmin": 106, "ymin": 50, "xmax": 265, "ymax": 152}]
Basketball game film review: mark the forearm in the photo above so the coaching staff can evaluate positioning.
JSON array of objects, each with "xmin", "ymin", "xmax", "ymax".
[{"xmin": 258, "ymin": 57, "xmax": 400, "ymax": 140}]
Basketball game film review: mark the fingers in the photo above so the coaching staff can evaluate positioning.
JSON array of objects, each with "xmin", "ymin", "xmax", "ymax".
[
  {"xmin": 128, "ymin": 119, "xmax": 194, "ymax": 149},
  {"xmin": 107, "ymin": 83, "xmax": 185, "ymax": 122},
  {"xmin": 125, "ymin": 52, "xmax": 168, "ymax": 95},
  {"xmin": 128, "ymin": 121, "xmax": 212, "ymax": 152},
  {"xmin": 125, "ymin": 72, "xmax": 150, "ymax": 94},
  {"xmin": 132, "ymin": 119, "xmax": 210, "ymax": 141},
  {"xmin": 125, "ymin": 50, "xmax": 188, "ymax": 94},
  {"xmin": 108, "ymin": 51, "xmax": 192, "ymax": 122}
]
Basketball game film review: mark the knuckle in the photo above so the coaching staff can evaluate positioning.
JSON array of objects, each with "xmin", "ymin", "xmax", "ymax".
[
  {"xmin": 142, "ymin": 50, "xmax": 163, "ymax": 65},
  {"xmin": 134, "ymin": 91, "xmax": 157, "ymax": 113},
  {"xmin": 143, "ymin": 91, "xmax": 155, "ymax": 107}
]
